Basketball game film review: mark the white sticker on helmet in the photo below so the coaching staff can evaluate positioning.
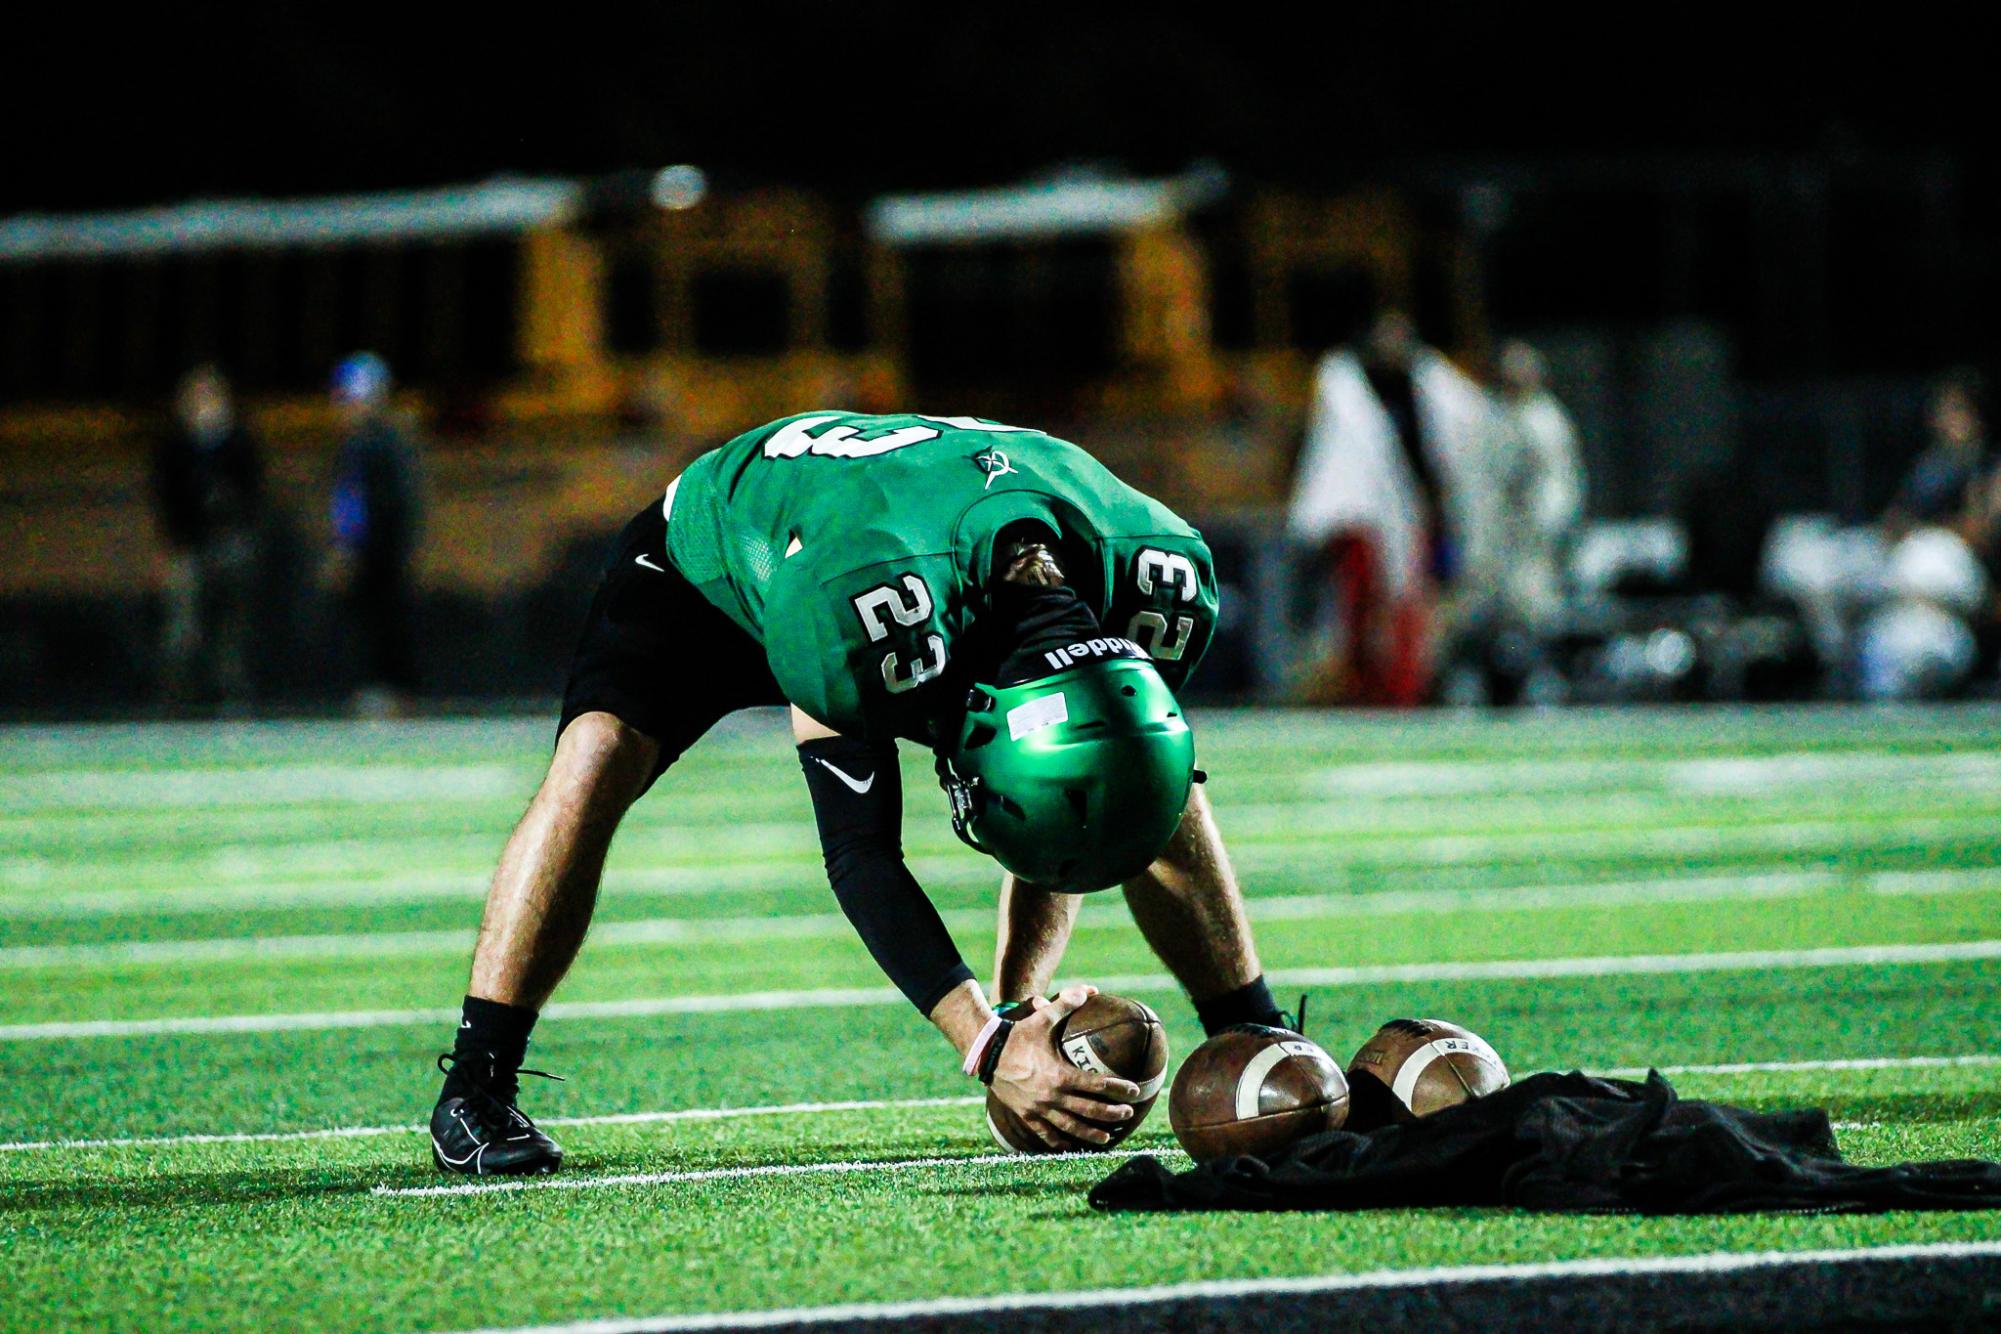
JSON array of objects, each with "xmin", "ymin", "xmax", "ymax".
[{"xmin": 1007, "ymin": 691, "xmax": 1069, "ymax": 740}]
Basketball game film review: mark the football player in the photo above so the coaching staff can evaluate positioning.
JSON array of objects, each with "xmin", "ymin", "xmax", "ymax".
[{"xmin": 430, "ymin": 412, "xmax": 1292, "ymax": 1175}]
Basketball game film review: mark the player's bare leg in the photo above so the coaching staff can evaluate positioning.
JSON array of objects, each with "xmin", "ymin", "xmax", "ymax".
[
  {"xmin": 468, "ymin": 711, "xmax": 660, "ymax": 1007},
  {"xmin": 430, "ymin": 710, "xmax": 658, "ymax": 1176},
  {"xmin": 1119, "ymin": 783, "xmax": 1262, "ymax": 999}
]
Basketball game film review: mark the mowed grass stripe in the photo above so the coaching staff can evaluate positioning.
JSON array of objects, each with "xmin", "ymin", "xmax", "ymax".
[
  {"xmin": 0, "ymin": 870, "xmax": 1865, "ymax": 967},
  {"xmin": 9, "ymin": 795, "xmax": 1999, "ymax": 903},
  {"xmin": 6, "ymin": 958, "xmax": 1994, "ymax": 1147},
  {"xmin": 8, "ymin": 742, "xmax": 1994, "ymax": 826},
  {"xmin": 9, "ymin": 883, "xmax": 1998, "ymax": 1027},
  {"xmin": 8, "ymin": 703, "xmax": 2000, "ymax": 771},
  {"xmin": 15, "ymin": 867, "xmax": 2001, "ymax": 961},
  {"xmin": 9, "ymin": 940, "xmax": 2001, "ymax": 1041}
]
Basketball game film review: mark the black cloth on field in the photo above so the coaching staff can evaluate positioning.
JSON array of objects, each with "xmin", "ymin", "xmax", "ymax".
[{"xmin": 1089, "ymin": 1070, "xmax": 2001, "ymax": 1215}]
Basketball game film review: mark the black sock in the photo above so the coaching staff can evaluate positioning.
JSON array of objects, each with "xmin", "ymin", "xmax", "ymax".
[
  {"xmin": 444, "ymin": 995, "xmax": 538, "ymax": 1097},
  {"xmin": 1193, "ymin": 975, "xmax": 1285, "ymax": 1037}
]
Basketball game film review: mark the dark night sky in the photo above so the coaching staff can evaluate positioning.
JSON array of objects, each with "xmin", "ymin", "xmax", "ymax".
[{"xmin": 7, "ymin": 5, "xmax": 1992, "ymax": 213}]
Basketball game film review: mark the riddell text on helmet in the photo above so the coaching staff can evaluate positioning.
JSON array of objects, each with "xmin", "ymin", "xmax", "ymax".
[{"xmin": 1043, "ymin": 637, "xmax": 1147, "ymax": 672}]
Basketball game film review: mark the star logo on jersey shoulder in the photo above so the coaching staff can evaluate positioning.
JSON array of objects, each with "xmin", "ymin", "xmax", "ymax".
[{"xmin": 975, "ymin": 449, "xmax": 1019, "ymax": 489}]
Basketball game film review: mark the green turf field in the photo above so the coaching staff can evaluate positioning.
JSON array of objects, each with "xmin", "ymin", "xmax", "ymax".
[{"xmin": 2, "ymin": 706, "xmax": 1999, "ymax": 1332}]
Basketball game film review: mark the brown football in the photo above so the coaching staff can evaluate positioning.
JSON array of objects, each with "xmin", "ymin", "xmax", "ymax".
[
  {"xmin": 985, "ymin": 994, "xmax": 1168, "ymax": 1154},
  {"xmin": 1344, "ymin": 1018, "xmax": 1510, "ymax": 1132},
  {"xmin": 1167, "ymin": 1025, "xmax": 1350, "ymax": 1163}
]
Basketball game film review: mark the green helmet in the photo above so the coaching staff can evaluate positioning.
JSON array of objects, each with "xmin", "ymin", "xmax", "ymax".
[{"xmin": 938, "ymin": 657, "xmax": 1195, "ymax": 892}]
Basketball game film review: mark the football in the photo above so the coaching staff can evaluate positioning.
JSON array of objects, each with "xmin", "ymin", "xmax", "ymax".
[
  {"xmin": 1167, "ymin": 1025, "xmax": 1350, "ymax": 1163},
  {"xmin": 1344, "ymin": 1018, "xmax": 1511, "ymax": 1131},
  {"xmin": 985, "ymin": 993, "xmax": 1168, "ymax": 1154}
]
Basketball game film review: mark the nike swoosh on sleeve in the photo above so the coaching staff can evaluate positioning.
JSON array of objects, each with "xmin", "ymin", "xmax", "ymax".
[
  {"xmin": 634, "ymin": 554, "xmax": 666, "ymax": 573},
  {"xmin": 813, "ymin": 758, "xmax": 876, "ymax": 794}
]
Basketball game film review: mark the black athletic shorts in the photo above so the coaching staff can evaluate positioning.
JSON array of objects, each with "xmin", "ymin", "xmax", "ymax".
[{"xmin": 558, "ymin": 501, "xmax": 785, "ymax": 792}]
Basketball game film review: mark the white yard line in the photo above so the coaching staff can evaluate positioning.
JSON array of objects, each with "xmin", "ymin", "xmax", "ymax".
[
  {"xmin": 2, "ymin": 1054, "xmax": 1995, "ymax": 1156},
  {"xmin": 7, "ymin": 939, "xmax": 2001, "ymax": 1043},
  {"xmin": 373, "ymin": 1145, "xmax": 1171, "ymax": 1199},
  {"xmin": 426, "ymin": 1241, "xmax": 2001, "ymax": 1333},
  {"xmin": 0, "ymin": 868, "xmax": 1866, "ymax": 970}
]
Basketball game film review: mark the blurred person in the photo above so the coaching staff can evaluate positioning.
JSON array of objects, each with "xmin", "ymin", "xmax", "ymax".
[
  {"xmin": 1285, "ymin": 310, "xmax": 1507, "ymax": 705},
  {"xmin": 1492, "ymin": 340, "xmax": 1586, "ymax": 628},
  {"xmin": 149, "ymin": 365, "xmax": 263, "ymax": 707},
  {"xmin": 1884, "ymin": 372, "xmax": 1989, "ymax": 540},
  {"xmin": 327, "ymin": 352, "xmax": 424, "ymax": 715},
  {"xmin": 1868, "ymin": 372, "xmax": 1999, "ymax": 693},
  {"xmin": 1431, "ymin": 340, "xmax": 1589, "ymax": 706}
]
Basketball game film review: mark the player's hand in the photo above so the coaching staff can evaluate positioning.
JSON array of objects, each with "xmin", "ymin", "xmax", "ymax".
[{"xmin": 987, "ymin": 985, "xmax": 1141, "ymax": 1150}]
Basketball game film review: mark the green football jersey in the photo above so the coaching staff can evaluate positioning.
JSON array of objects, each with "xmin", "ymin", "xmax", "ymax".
[{"xmin": 663, "ymin": 411, "xmax": 1217, "ymax": 742}]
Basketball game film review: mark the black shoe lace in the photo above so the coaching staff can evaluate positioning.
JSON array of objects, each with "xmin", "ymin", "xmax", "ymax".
[
  {"xmin": 436, "ymin": 1052, "xmax": 565, "ymax": 1133},
  {"xmin": 1283, "ymin": 993, "xmax": 1310, "ymax": 1037}
]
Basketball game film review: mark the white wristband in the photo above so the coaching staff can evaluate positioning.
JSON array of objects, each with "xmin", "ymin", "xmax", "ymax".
[{"xmin": 962, "ymin": 1012, "xmax": 1005, "ymax": 1078}]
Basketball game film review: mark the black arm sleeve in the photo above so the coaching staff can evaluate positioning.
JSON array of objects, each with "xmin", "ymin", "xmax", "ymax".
[{"xmin": 799, "ymin": 735, "xmax": 975, "ymax": 1014}]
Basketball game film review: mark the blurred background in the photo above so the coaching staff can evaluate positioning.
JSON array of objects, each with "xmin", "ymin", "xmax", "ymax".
[{"xmin": 4, "ymin": 9, "xmax": 1997, "ymax": 718}]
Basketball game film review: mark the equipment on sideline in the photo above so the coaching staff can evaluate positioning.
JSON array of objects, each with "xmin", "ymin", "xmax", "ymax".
[
  {"xmin": 940, "ymin": 657, "xmax": 1194, "ymax": 891},
  {"xmin": 1167, "ymin": 1025, "xmax": 1349, "ymax": 1163},
  {"xmin": 1344, "ymin": 1018, "xmax": 1511, "ymax": 1132},
  {"xmin": 986, "ymin": 994, "xmax": 1168, "ymax": 1153}
]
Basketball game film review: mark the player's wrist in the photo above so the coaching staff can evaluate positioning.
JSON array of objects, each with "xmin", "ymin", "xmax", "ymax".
[{"xmin": 961, "ymin": 999, "xmax": 1031, "ymax": 1083}]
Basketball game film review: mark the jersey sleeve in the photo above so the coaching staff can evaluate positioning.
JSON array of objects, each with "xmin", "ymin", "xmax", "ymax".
[
  {"xmin": 1102, "ymin": 534, "xmax": 1219, "ymax": 693},
  {"xmin": 763, "ymin": 554, "xmax": 960, "ymax": 740}
]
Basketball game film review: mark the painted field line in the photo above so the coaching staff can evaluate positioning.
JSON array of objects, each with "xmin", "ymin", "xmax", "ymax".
[
  {"xmin": 9, "ymin": 807, "xmax": 1999, "ymax": 909},
  {"xmin": 1606, "ymin": 1052, "xmax": 2001, "ymax": 1078},
  {"xmin": 0, "ymin": 852, "xmax": 1824, "ymax": 920},
  {"xmin": 1307, "ymin": 749, "xmax": 2001, "ymax": 801},
  {"xmin": 5, "ymin": 1055, "xmax": 1997, "ymax": 1156},
  {"xmin": 0, "ymin": 1095, "xmax": 984, "ymax": 1154},
  {"xmin": 0, "ymin": 869, "xmax": 1859, "ymax": 970},
  {"xmin": 374, "ymin": 1145, "xmax": 1176, "ymax": 1199},
  {"xmin": 432, "ymin": 1241, "xmax": 2001, "ymax": 1333},
  {"xmin": 1222, "ymin": 810, "xmax": 2001, "ymax": 863},
  {"xmin": 0, "ymin": 761, "xmax": 526, "ymax": 813},
  {"xmin": 9, "ymin": 939, "xmax": 2001, "ymax": 1042}
]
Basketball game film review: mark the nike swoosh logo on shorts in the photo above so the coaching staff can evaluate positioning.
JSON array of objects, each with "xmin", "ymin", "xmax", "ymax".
[
  {"xmin": 813, "ymin": 758, "xmax": 875, "ymax": 794},
  {"xmin": 634, "ymin": 554, "xmax": 666, "ymax": 572}
]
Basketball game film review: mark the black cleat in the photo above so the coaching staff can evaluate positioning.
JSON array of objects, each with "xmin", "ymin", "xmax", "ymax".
[{"xmin": 430, "ymin": 1054, "xmax": 565, "ymax": 1177}]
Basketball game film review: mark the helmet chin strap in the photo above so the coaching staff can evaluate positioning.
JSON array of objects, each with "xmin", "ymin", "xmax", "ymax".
[{"xmin": 935, "ymin": 755, "xmax": 988, "ymax": 854}]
